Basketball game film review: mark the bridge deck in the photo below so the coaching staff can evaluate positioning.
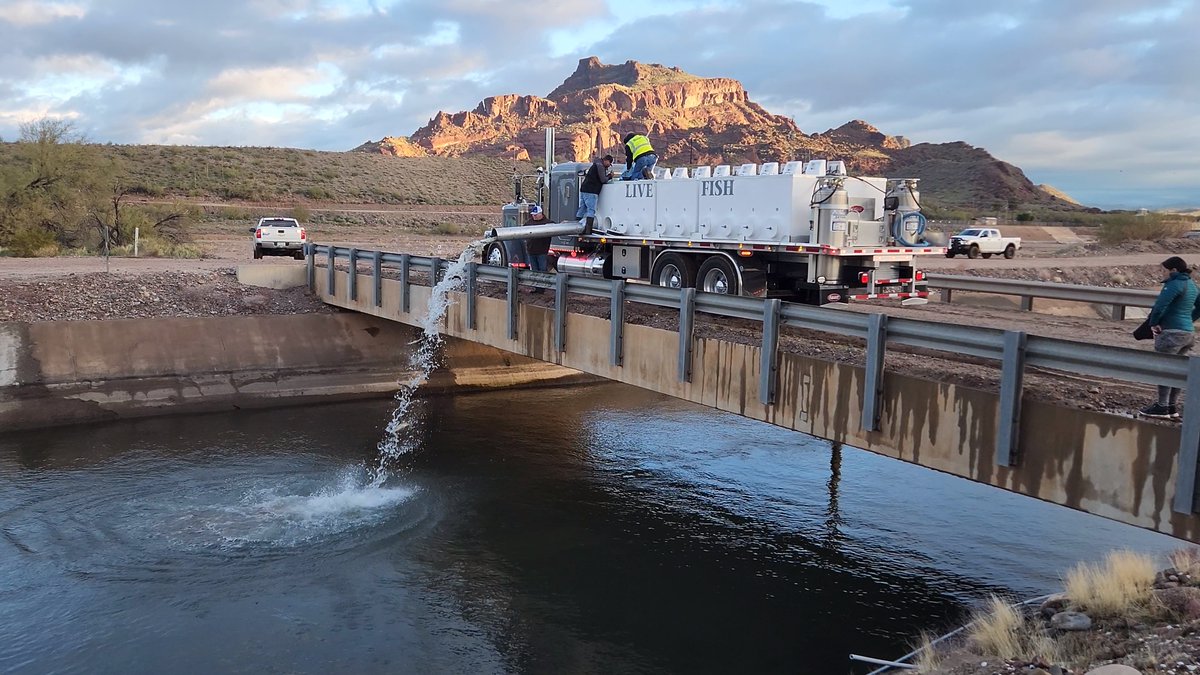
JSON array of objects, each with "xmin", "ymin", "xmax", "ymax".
[{"xmin": 314, "ymin": 255, "xmax": 1199, "ymax": 542}]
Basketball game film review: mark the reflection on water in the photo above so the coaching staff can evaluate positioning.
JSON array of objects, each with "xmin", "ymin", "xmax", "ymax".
[{"xmin": 0, "ymin": 384, "xmax": 1180, "ymax": 674}]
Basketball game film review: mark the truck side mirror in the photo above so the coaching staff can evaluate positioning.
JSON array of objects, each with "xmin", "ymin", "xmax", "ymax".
[{"xmin": 884, "ymin": 196, "xmax": 899, "ymax": 211}]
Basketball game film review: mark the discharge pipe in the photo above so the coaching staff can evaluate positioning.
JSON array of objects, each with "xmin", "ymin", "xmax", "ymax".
[{"xmin": 484, "ymin": 221, "xmax": 587, "ymax": 242}]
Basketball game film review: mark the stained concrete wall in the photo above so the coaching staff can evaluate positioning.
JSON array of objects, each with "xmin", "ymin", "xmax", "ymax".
[
  {"xmin": 0, "ymin": 313, "xmax": 592, "ymax": 432},
  {"xmin": 318, "ymin": 269, "xmax": 1200, "ymax": 542}
]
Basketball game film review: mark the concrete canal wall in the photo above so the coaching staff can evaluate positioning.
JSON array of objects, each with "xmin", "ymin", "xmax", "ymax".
[{"xmin": 0, "ymin": 313, "xmax": 591, "ymax": 432}]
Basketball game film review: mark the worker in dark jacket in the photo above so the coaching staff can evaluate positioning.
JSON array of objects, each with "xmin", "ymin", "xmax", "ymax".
[
  {"xmin": 1141, "ymin": 255, "xmax": 1200, "ymax": 418},
  {"xmin": 620, "ymin": 133, "xmax": 657, "ymax": 180},
  {"xmin": 576, "ymin": 154, "xmax": 613, "ymax": 235},
  {"xmin": 525, "ymin": 204, "xmax": 551, "ymax": 294}
]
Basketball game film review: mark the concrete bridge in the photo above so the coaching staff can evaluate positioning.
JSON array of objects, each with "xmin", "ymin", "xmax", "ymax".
[{"xmin": 311, "ymin": 245, "xmax": 1200, "ymax": 543}]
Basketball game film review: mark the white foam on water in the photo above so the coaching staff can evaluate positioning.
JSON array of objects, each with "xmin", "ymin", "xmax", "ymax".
[{"xmin": 374, "ymin": 241, "xmax": 484, "ymax": 480}]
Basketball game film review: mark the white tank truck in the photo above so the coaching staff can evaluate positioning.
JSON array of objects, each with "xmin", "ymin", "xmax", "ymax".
[{"xmin": 484, "ymin": 129, "xmax": 944, "ymax": 304}]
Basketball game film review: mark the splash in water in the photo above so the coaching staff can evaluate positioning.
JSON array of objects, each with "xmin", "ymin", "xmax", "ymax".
[{"xmin": 372, "ymin": 241, "xmax": 486, "ymax": 483}]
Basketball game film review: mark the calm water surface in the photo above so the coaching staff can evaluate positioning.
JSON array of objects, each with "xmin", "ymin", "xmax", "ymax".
[{"xmin": 0, "ymin": 384, "xmax": 1179, "ymax": 674}]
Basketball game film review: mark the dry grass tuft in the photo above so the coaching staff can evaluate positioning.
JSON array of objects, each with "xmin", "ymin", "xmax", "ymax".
[
  {"xmin": 913, "ymin": 631, "xmax": 943, "ymax": 674},
  {"xmin": 1169, "ymin": 547, "xmax": 1200, "ymax": 577},
  {"xmin": 968, "ymin": 595, "xmax": 1025, "ymax": 659},
  {"xmin": 1064, "ymin": 549, "xmax": 1156, "ymax": 617}
]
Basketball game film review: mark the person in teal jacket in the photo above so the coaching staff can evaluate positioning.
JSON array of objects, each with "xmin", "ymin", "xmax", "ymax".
[{"xmin": 1142, "ymin": 256, "xmax": 1200, "ymax": 418}]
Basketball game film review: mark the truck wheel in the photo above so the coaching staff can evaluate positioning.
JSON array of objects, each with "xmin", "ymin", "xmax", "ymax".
[
  {"xmin": 1003, "ymin": 244, "xmax": 1016, "ymax": 259},
  {"xmin": 253, "ymin": 246, "xmax": 263, "ymax": 260},
  {"xmin": 967, "ymin": 245, "xmax": 980, "ymax": 259},
  {"xmin": 651, "ymin": 252, "xmax": 697, "ymax": 290},
  {"xmin": 293, "ymin": 250, "xmax": 305, "ymax": 260},
  {"xmin": 697, "ymin": 256, "xmax": 739, "ymax": 295},
  {"xmin": 484, "ymin": 243, "xmax": 507, "ymax": 267},
  {"xmin": 981, "ymin": 252, "xmax": 992, "ymax": 259},
  {"xmin": 945, "ymin": 252, "xmax": 955, "ymax": 258}
]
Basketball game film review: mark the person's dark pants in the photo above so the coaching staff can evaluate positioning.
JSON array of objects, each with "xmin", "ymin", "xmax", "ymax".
[
  {"xmin": 528, "ymin": 254, "xmax": 549, "ymax": 293},
  {"xmin": 1156, "ymin": 329, "xmax": 1195, "ymax": 405}
]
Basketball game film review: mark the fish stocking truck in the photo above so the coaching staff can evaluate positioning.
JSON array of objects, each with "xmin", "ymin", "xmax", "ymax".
[{"xmin": 483, "ymin": 129, "xmax": 944, "ymax": 304}]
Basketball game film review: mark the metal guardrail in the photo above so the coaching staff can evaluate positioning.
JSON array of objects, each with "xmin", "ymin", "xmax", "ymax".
[
  {"xmin": 308, "ymin": 244, "xmax": 1200, "ymax": 515},
  {"xmin": 928, "ymin": 273, "xmax": 1157, "ymax": 320}
]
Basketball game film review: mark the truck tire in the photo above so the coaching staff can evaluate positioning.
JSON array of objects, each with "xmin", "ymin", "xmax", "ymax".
[
  {"xmin": 945, "ymin": 251, "xmax": 955, "ymax": 258},
  {"xmin": 967, "ymin": 245, "xmax": 980, "ymax": 259},
  {"xmin": 1004, "ymin": 244, "xmax": 1016, "ymax": 259},
  {"xmin": 483, "ymin": 243, "xmax": 507, "ymax": 267},
  {"xmin": 651, "ymin": 252, "xmax": 697, "ymax": 290},
  {"xmin": 697, "ymin": 256, "xmax": 739, "ymax": 295},
  {"xmin": 253, "ymin": 246, "xmax": 263, "ymax": 260},
  {"xmin": 981, "ymin": 252, "xmax": 992, "ymax": 259},
  {"xmin": 293, "ymin": 250, "xmax": 305, "ymax": 260}
]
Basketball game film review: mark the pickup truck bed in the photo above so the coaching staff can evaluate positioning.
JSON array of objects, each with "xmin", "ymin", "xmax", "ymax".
[{"xmin": 253, "ymin": 218, "xmax": 307, "ymax": 259}]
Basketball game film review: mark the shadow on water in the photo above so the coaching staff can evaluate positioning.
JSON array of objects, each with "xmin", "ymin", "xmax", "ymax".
[{"xmin": 0, "ymin": 383, "xmax": 1181, "ymax": 674}]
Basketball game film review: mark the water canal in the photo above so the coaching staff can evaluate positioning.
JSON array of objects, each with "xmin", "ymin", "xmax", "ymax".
[{"xmin": 0, "ymin": 383, "xmax": 1177, "ymax": 673}]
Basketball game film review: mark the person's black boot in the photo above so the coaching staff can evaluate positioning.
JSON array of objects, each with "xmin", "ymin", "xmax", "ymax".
[{"xmin": 1141, "ymin": 403, "xmax": 1174, "ymax": 419}]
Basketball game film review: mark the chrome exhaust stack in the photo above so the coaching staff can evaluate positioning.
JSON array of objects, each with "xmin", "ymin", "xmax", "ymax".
[{"xmin": 484, "ymin": 222, "xmax": 587, "ymax": 242}]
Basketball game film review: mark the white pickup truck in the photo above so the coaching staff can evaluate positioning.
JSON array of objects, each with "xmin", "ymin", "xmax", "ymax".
[
  {"xmin": 945, "ymin": 228, "xmax": 1021, "ymax": 259},
  {"xmin": 252, "ymin": 217, "xmax": 307, "ymax": 260}
]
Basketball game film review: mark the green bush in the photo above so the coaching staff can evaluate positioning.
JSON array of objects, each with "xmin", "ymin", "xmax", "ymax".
[
  {"xmin": 302, "ymin": 186, "xmax": 331, "ymax": 200},
  {"xmin": 1015, "ymin": 212, "xmax": 1035, "ymax": 222},
  {"xmin": 291, "ymin": 203, "xmax": 311, "ymax": 223},
  {"xmin": 4, "ymin": 226, "xmax": 61, "ymax": 256}
]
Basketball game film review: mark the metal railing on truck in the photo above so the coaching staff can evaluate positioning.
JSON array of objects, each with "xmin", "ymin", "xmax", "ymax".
[
  {"xmin": 307, "ymin": 244, "xmax": 1200, "ymax": 515},
  {"xmin": 927, "ymin": 273, "xmax": 1156, "ymax": 320}
]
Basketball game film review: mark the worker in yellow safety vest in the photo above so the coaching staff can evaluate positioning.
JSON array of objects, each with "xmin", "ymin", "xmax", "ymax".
[{"xmin": 620, "ymin": 133, "xmax": 657, "ymax": 180}]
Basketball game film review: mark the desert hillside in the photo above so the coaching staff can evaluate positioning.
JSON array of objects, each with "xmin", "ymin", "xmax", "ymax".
[{"xmin": 358, "ymin": 57, "xmax": 1084, "ymax": 215}]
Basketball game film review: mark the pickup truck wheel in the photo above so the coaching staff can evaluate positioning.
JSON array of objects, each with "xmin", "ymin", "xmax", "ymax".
[
  {"xmin": 697, "ymin": 256, "xmax": 739, "ymax": 295},
  {"xmin": 945, "ymin": 252, "xmax": 955, "ymax": 258},
  {"xmin": 253, "ymin": 246, "xmax": 263, "ymax": 260},
  {"xmin": 293, "ymin": 250, "xmax": 305, "ymax": 260},
  {"xmin": 981, "ymin": 252, "xmax": 992, "ymax": 259},
  {"xmin": 483, "ymin": 243, "xmax": 507, "ymax": 267},
  {"xmin": 967, "ymin": 245, "xmax": 980, "ymax": 259},
  {"xmin": 652, "ymin": 252, "xmax": 697, "ymax": 289},
  {"xmin": 1003, "ymin": 244, "xmax": 1016, "ymax": 259}
]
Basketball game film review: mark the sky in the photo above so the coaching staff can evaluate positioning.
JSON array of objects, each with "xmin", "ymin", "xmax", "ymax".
[{"xmin": 0, "ymin": 0, "xmax": 1197, "ymax": 209}]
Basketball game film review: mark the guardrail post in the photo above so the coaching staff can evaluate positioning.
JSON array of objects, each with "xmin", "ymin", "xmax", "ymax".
[
  {"xmin": 306, "ymin": 243, "xmax": 315, "ymax": 292},
  {"xmin": 554, "ymin": 273, "xmax": 569, "ymax": 354},
  {"xmin": 678, "ymin": 287, "xmax": 696, "ymax": 383},
  {"xmin": 431, "ymin": 257, "xmax": 444, "ymax": 286},
  {"xmin": 347, "ymin": 248, "xmax": 359, "ymax": 301},
  {"xmin": 372, "ymin": 250, "xmax": 382, "ymax": 308},
  {"xmin": 1113, "ymin": 304, "xmax": 1127, "ymax": 322},
  {"xmin": 759, "ymin": 299, "xmax": 782, "ymax": 405},
  {"xmin": 466, "ymin": 262, "xmax": 477, "ymax": 330},
  {"xmin": 996, "ymin": 330, "xmax": 1027, "ymax": 466},
  {"xmin": 399, "ymin": 254, "xmax": 411, "ymax": 314},
  {"xmin": 326, "ymin": 247, "xmax": 336, "ymax": 296},
  {"xmin": 943, "ymin": 288, "xmax": 953, "ymax": 304},
  {"xmin": 507, "ymin": 266, "xmax": 519, "ymax": 341},
  {"xmin": 1020, "ymin": 296, "xmax": 1033, "ymax": 312},
  {"xmin": 862, "ymin": 313, "xmax": 888, "ymax": 432},
  {"xmin": 610, "ymin": 280, "xmax": 626, "ymax": 367},
  {"xmin": 1174, "ymin": 357, "xmax": 1200, "ymax": 513}
]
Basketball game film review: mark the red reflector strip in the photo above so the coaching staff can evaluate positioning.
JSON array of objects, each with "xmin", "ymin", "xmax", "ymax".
[{"xmin": 846, "ymin": 291, "xmax": 930, "ymax": 301}]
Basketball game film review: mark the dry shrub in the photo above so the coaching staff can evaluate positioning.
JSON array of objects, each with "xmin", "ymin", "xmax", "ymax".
[
  {"xmin": 968, "ymin": 595, "xmax": 1024, "ymax": 659},
  {"xmin": 1098, "ymin": 214, "xmax": 1189, "ymax": 243},
  {"xmin": 1064, "ymin": 549, "xmax": 1156, "ymax": 617}
]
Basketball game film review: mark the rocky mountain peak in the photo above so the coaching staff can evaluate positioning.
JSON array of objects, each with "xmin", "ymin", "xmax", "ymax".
[{"xmin": 547, "ymin": 57, "xmax": 698, "ymax": 100}]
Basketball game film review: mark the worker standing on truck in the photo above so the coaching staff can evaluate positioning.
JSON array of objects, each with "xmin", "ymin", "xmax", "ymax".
[
  {"xmin": 577, "ymin": 154, "xmax": 613, "ymax": 235},
  {"xmin": 620, "ymin": 133, "xmax": 657, "ymax": 180},
  {"xmin": 1140, "ymin": 256, "xmax": 1200, "ymax": 419}
]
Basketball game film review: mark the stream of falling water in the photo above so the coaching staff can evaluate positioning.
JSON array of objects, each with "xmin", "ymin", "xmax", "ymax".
[{"xmin": 371, "ymin": 241, "xmax": 486, "ymax": 485}]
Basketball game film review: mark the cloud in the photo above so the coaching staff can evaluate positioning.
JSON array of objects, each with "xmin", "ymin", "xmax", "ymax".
[{"xmin": 0, "ymin": 0, "xmax": 1196, "ymax": 207}]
